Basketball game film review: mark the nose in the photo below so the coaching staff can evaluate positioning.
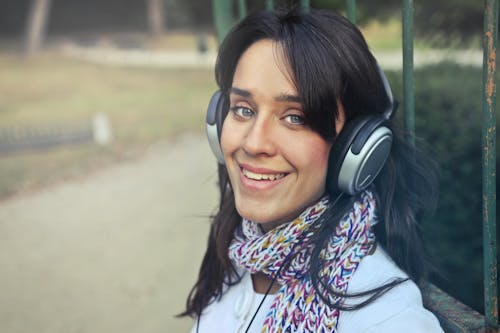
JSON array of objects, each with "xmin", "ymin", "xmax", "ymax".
[{"xmin": 242, "ymin": 116, "xmax": 277, "ymax": 157}]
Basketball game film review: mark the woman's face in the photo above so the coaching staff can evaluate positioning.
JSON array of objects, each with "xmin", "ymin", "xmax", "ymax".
[{"xmin": 221, "ymin": 39, "xmax": 345, "ymax": 230}]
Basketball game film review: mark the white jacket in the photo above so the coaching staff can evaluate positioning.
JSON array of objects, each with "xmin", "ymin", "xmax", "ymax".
[{"xmin": 191, "ymin": 246, "xmax": 444, "ymax": 333}]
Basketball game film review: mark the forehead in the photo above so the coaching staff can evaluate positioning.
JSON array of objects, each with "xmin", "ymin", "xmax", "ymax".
[{"xmin": 232, "ymin": 39, "xmax": 297, "ymax": 97}]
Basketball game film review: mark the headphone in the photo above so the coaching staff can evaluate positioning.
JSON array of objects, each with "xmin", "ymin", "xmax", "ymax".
[{"xmin": 205, "ymin": 66, "xmax": 397, "ymax": 196}]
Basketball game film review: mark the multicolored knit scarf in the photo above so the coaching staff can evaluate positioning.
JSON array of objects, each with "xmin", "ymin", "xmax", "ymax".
[{"xmin": 228, "ymin": 191, "xmax": 377, "ymax": 332}]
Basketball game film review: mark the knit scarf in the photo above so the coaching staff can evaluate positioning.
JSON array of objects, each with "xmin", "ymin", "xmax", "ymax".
[{"xmin": 228, "ymin": 191, "xmax": 377, "ymax": 332}]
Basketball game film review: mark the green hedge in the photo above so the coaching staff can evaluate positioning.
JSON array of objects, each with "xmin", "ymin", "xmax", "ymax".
[{"xmin": 387, "ymin": 63, "xmax": 493, "ymax": 313}]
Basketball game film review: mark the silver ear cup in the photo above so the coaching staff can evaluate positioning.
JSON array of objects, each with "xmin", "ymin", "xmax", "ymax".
[
  {"xmin": 206, "ymin": 91, "xmax": 225, "ymax": 164},
  {"xmin": 337, "ymin": 126, "xmax": 392, "ymax": 195},
  {"xmin": 206, "ymin": 123, "xmax": 225, "ymax": 164},
  {"xmin": 325, "ymin": 65, "xmax": 396, "ymax": 196}
]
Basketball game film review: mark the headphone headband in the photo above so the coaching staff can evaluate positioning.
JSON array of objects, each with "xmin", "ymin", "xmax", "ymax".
[{"xmin": 376, "ymin": 63, "xmax": 396, "ymax": 119}]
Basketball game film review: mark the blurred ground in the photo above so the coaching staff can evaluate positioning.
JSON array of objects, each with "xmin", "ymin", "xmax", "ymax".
[{"xmin": 0, "ymin": 134, "xmax": 217, "ymax": 333}]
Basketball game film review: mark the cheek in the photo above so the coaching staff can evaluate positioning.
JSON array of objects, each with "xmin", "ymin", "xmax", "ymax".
[
  {"xmin": 220, "ymin": 128, "xmax": 229, "ymax": 156},
  {"xmin": 220, "ymin": 119, "xmax": 236, "ymax": 157},
  {"xmin": 308, "ymin": 144, "xmax": 332, "ymax": 196},
  {"xmin": 310, "ymin": 146, "xmax": 331, "ymax": 186},
  {"xmin": 312, "ymin": 143, "xmax": 331, "ymax": 166},
  {"xmin": 297, "ymin": 138, "xmax": 332, "ymax": 173},
  {"xmin": 283, "ymin": 135, "xmax": 332, "ymax": 190}
]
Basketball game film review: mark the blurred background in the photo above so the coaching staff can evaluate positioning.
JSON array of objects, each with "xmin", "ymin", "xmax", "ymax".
[{"xmin": 0, "ymin": 0, "xmax": 494, "ymax": 332}]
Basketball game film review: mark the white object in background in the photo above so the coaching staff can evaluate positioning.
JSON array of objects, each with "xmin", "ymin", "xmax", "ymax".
[{"xmin": 93, "ymin": 113, "xmax": 112, "ymax": 145}]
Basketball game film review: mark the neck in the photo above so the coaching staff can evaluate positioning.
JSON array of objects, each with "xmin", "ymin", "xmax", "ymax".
[{"xmin": 251, "ymin": 272, "xmax": 281, "ymax": 294}]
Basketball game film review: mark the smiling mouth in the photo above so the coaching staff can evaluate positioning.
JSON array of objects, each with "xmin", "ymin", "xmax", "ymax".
[{"xmin": 241, "ymin": 168, "xmax": 287, "ymax": 181}]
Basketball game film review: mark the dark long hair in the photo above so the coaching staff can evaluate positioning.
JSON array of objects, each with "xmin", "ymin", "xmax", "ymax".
[{"xmin": 181, "ymin": 8, "xmax": 438, "ymax": 318}]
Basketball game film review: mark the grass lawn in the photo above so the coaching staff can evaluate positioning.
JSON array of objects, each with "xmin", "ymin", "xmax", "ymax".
[{"xmin": 0, "ymin": 51, "xmax": 216, "ymax": 199}]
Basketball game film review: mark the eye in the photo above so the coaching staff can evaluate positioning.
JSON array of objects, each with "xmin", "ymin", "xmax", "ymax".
[
  {"xmin": 284, "ymin": 114, "xmax": 305, "ymax": 125},
  {"xmin": 230, "ymin": 106, "xmax": 254, "ymax": 119}
]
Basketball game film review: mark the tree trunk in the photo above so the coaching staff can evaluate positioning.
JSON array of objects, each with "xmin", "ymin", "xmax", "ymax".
[
  {"xmin": 146, "ymin": 0, "xmax": 165, "ymax": 37},
  {"xmin": 24, "ymin": 0, "xmax": 52, "ymax": 56}
]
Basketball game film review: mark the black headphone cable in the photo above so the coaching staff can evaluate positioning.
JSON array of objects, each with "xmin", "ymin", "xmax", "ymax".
[
  {"xmin": 243, "ymin": 192, "xmax": 343, "ymax": 333},
  {"xmin": 195, "ymin": 192, "xmax": 343, "ymax": 333}
]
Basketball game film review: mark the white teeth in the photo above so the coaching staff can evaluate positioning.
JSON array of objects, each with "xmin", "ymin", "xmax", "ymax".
[{"xmin": 242, "ymin": 168, "xmax": 286, "ymax": 181}]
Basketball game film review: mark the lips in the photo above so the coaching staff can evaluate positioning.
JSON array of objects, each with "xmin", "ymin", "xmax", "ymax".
[
  {"xmin": 238, "ymin": 163, "xmax": 289, "ymax": 186},
  {"xmin": 241, "ymin": 168, "xmax": 286, "ymax": 181}
]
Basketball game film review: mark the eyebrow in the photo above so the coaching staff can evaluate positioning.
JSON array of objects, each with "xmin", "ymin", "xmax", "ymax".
[
  {"xmin": 229, "ymin": 87, "xmax": 302, "ymax": 104},
  {"xmin": 229, "ymin": 87, "xmax": 251, "ymax": 98},
  {"xmin": 275, "ymin": 93, "xmax": 301, "ymax": 104}
]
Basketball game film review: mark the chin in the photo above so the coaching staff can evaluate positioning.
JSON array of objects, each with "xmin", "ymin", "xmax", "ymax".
[
  {"xmin": 235, "ymin": 201, "xmax": 295, "ymax": 230},
  {"xmin": 237, "ymin": 209, "xmax": 277, "ymax": 225}
]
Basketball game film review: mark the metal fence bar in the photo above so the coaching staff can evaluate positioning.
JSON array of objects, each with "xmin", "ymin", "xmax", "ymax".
[
  {"xmin": 213, "ymin": 0, "xmax": 233, "ymax": 43},
  {"xmin": 265, "ymin": 0, "xmax": 274, "ymax": 10},
  {"xmin": 346, "ymin": 0, "xmax": 356, "ymax": 24},
  {"xmin": 237, "ymin": 0, "xmax": 247, "ymax": 19},
  {"xmin": 482, "ymin": 0, "xmax": 499, "ymax": 330},
  {"xmin": 300, "ymin": 0, "xmax": 310, "ymax": 12},
  {"xmin": 424, "ymin": 284, "xmax": 485, "ymax": 332},
  {"xmin": 402, "ymin": 0, "xmax": 415, "ymax": 146}
]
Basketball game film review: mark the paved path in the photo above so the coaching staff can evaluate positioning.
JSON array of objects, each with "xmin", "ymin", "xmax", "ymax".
[{"xmin": 0, "ymin": 134, "xmax": 218, "ymax": 333}]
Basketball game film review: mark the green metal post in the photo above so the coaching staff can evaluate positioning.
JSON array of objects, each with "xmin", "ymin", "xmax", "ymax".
[
  {"xmin": 265, "ymin": 0, "xmax": 274, "ymax": 10},
  {"xmin": 402, "ymin": 0, "xmax": 415, "ymax": 146},
  {"xmin": 300, "ymin": 0, "xmax": 310, "ymax": 13},
  {"xmin": 238, "ymin": 0, "xmax": 247, "ymax": 19},
  {"xmin": 213, "ymin": 0, "xmax": 234, "ymax": 43},
  {"xmin": 482, "ymin": 0, "xmax": 498, "ymax": 330},
  {"xmin": 346, "ymin": 0, "xmax": 356, "ymax": 24}
]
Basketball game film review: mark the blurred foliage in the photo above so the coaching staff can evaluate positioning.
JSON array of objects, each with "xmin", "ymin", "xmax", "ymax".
[
  {"xmin": 412, "ymin": 0, "xmax": 483, "ymax": 47},
  {"xmin": 172, "ymin": 0, "xmax": 483, "ymax": 47},
  {"xmin": 316, "ymin": 0, "xmax": 481, "ymax": 46},
  {"xmin": 164, "ymin": 0, "xmax": 212, "ymax": 29},
  {"xmin": 386, "ymin": 63, "xmax": 492, "ymax": 313},
  {"xmin": 310, "ymin": 0, "xmax": 481, "ymax": 46},
  {"xmin": 0, "ymin": 0, "xmax": 483, "ymax": 47}
]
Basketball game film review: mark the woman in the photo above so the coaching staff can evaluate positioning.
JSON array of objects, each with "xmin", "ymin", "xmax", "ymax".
[{"xmin": 182, "ymin": 8, "xmax": 443, "ymax": 333}]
